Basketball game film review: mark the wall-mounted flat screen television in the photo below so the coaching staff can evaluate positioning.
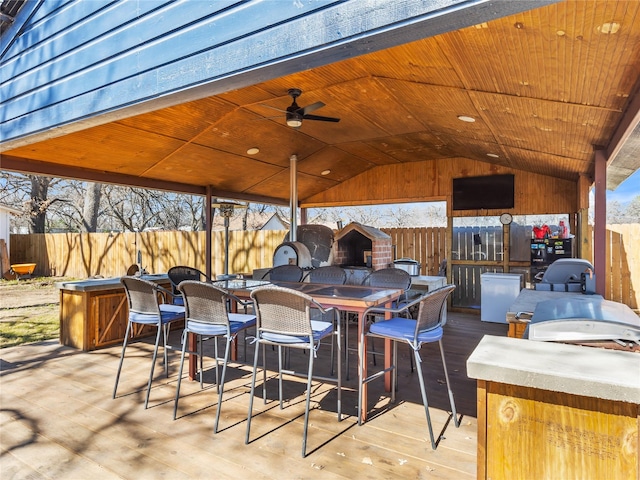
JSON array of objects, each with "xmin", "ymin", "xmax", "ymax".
[{"xmin": 452, "ymin": 174, "xmax": 514, "ymax": 211}]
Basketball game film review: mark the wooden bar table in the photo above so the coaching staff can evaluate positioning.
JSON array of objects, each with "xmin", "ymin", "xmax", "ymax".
[{"xmin": 214, "ymin": 279, "xmax": 402, "ymax": 423}]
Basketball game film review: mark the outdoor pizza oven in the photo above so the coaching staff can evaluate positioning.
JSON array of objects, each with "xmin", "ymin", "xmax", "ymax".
[
  {"xmin": 284, "ymin": 224, "xmax": 335, "ymax": 268},
  {"xmin": 334, "ymin": 222, "xmax": 393, "ymax": 271},
  {"xmin": 273, "ymin": 241, "xmax": 313, "ymax": 269}
]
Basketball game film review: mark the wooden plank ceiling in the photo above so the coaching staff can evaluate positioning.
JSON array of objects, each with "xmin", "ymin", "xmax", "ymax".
[{"xmin": 3, "ymin": 1, "xmax": 640, "ymax": 206}]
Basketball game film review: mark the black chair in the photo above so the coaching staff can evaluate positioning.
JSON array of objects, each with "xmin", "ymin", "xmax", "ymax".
[
  {"xmin": 167, "ymin": 266, "xmax": 207, "ymax": 305},
  {"xmin": 303, "ymin": 266, "xmax": 347, "ymax": 368},
  {"xmin": 344, "ymin": 268, "xmax": 412, "ymax": 376},
  {"xmin": 303, "ymin": 265, "xmax": 347, "ymax": 285},
  {"xmin": 113, "ymin": 277, "xmax": 185, "ymax": 408},
  {"xmin": 358, "ymin": 285, "xmax": 461, "ymax": 449},
  {"xmin": 362, "ymin": 267, "xmax": 412, "ymax": 291},
  {"xmin": 261, "ymin": 264, "xmax": 304, "ymax": 282}
]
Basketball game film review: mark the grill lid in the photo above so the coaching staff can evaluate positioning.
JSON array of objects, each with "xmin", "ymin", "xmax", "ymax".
[{"xmin": 393, "ymin": 258, "xmax": 420, "ymax": 265}]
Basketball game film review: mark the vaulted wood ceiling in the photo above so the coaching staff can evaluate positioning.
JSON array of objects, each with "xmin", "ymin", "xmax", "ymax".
[{"xmin": 3, "ymin": 1, "xmax": 640, "ymax": 206}]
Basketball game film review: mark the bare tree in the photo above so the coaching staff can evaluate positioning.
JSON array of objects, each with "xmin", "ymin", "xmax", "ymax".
[
  {"xmin": 0, "ymin": 174, "xmax": 68, "ymax": 233},
  {"xmin": 387, "ymin": 205, "xmax": 418, "ymax": 227},
  {"xmin": 626, "ymin": 196, "xmax": 640, "ymax": 223},
  {"xmin": 82, "ymin": 182, "xmax": 102, "ymax": 232},
  {"xmin": 100, "ymin": 186, "xmax": 205, "ymax": 231}
]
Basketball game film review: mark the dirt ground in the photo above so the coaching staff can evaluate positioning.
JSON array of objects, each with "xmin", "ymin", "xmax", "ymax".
[{"xmin": 0, "ymin": 278, "xmax": 62, "ymax": 315}]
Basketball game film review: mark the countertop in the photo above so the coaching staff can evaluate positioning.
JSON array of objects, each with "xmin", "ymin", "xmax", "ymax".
[
  {"xmin": 467, "ymin": 335, "xmax": 640, "ymax": 404},
  {"xmin": 409, "ymin": 275, "xmax": 446, "ymax": 289},
  {"xmin": 56, "ymin": 274, "xmax": 169, "ymax": 292}
]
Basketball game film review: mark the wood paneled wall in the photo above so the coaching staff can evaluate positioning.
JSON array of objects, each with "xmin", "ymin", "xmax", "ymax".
[{"xmin": 304, "ymin": 158, "xmax": 578, "ymax": 215}]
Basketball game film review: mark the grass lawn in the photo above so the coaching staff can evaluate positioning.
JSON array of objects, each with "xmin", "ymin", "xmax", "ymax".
[
  {"xmin": 0, "ymin": 276, "xmax": 64, "ymax": 348},
  {"xmin": 0, "ymin": 305, "xmax": 59, "ymax": 348}
]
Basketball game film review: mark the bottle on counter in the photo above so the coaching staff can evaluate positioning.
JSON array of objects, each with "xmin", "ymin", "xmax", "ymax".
[{"xmin": 559, "ymin": 220, "xmax": 568, "ymax": 239}]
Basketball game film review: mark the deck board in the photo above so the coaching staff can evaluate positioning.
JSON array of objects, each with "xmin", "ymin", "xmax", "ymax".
[{"xmin": 1, "ymin": 312, "xmax": 507, "ymax": 479}]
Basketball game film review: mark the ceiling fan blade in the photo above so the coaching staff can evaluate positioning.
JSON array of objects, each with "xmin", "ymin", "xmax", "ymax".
[
  {"xmin": 258, "ymin": 103, "xmax": 288, "ymax": 113},
  {"xmin": 300, "ymin": 101, "xmax": 325, "ymax": 115},
  {"xmin": 303, "ymin": 114, "xmax": 340, "ymax": 123}
]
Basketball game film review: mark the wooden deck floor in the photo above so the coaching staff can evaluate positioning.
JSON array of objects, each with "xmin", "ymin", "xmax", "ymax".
[{"xmin": 1, "ymin": 312, "xmax": 508, "ymax": 479}]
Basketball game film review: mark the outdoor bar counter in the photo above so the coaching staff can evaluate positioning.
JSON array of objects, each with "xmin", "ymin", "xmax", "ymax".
[
  {"xmin": 57, "ymin": 274, "xmax": 171, "ymax": 351},
  {"xmin": 467, "ymin": 335, "xmax": 639, "ymax": 480}
]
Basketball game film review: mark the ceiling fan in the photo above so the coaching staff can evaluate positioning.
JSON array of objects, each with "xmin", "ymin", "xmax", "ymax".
[{"xmin": 261, "ymin": 88, "xmax": 340, "ymax": 128}]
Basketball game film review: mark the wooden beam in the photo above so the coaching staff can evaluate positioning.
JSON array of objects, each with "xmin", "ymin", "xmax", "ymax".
[
  {"xmin": 593, "ymin": 149, "xmax": 606, "ymax": 295},
  {"xmin": 605, "ymin": 82, "xmax": 640, "ymax": 164},
  {"xmin": 0, "ymin": 155, "xmax": 288, "ymax": 205},
  {"xmin": 576, "ymin": 174, "xmax": 591, "ymax": 260},
  {"xmin": 1, "ymin": 155, "xmax": 204, "ymax": 195}
]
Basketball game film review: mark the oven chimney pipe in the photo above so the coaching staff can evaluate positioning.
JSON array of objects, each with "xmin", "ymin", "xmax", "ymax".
[{"xmin": 289, "ymin": 154, "xmax": 298, "ymax": 242}]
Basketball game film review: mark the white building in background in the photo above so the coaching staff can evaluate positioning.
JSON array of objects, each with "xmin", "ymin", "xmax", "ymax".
[{"xmin": 0, "ymin": 204, "xmax": 22, "ymax": 275}]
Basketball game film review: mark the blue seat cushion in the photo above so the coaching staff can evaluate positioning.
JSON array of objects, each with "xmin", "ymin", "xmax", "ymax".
[
  {"xmin": 173, "ymin": 296, "xmax": 185, "ymax": 306},
  {"xmin": 261, "ymin": 320, "xmax": 333, "ymax": 344},
  {"xmin": 186, "ymin": 314, "xmax": 256, "ymax": 336},
  {"xmin": 369, "ymin": 317, "xmax": 443, "ymax": 343},
  {"xmin": 129, "ymin": 304, "xmax": 185, "ymax": 325}
]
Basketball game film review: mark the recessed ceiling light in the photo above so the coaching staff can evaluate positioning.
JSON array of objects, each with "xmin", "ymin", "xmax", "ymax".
[
  {"xmin": 598, "ymin": 22, "xmax": 620, "ymax": 34},
  {"xmin": 321, "ymin": 169, "xmax": 331, "ymax": 176},
  {"xmin": 487, "ymin": 153, "xmax": 500, "ymax": 158},
  {"xmin": 457, "ymin": 115, "xmax": 476, "ymax": 123},
  {"xmin": 246, "ymin": 147, "xmax": 260, "ymax": 155}
]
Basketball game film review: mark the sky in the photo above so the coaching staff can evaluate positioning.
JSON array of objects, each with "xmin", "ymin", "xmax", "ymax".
[{"xmin": 607, "ymin": 168, "xmax": 640, "ymax": 204}]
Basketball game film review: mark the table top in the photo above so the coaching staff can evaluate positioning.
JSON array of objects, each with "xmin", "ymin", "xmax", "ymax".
[
  {"xmin": 57, "ymin": 274, "xmax": 169, "ymax": 292},
  {"xmin": 213, "ymin": 279, "xmax": 402, "ymax": 310},
  {"xmin": 409, "ymin": 275, "xmax": 446, "ymax": 289},
  {"xmin": 467, "ymin": 335, "xmax": 640, "ymax": 404}
]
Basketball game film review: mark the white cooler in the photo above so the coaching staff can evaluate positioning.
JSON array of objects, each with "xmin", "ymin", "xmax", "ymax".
[{"xmin": 480, "ymin": 273, "xmax": 523, "ymax": 323}]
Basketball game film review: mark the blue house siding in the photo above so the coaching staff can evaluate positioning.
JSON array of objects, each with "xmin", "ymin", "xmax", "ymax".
[{"xmin": 0, "ymin": 0, "xmax": 553, "ymax": 149}]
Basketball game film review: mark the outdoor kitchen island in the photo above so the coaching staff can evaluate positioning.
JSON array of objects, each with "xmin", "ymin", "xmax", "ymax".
[
  {"xmin": 56, "ymin": 274, "xmax": 172, "ymax": 351},
  {"xmin": 467, "ymin": 336, "xmax": 639, "ymax": 480}
]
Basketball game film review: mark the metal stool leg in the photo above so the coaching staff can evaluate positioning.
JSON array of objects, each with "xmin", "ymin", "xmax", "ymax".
[
  {"xmin": 144, "ymin": 323, "xmax": 164, "ymax": 409},
  {"xmin": 113, "ymin": 320, "xmax": 133, "ymax": 399},
  {"xmin": 438, "ymin": 339, "xmax": 460, "ymax": 428},
  {"xmin": 245, "ymin": 340, "xmax": 262, "ymax": 445},
  {"xmin": 413, "ymin": 347, "xmax": 437, "ymax": 449},
  {"xmin": 301, "ymin": 346, "xmax": 314, "ymax": 457},
  {"xmin": 173, "ymin": 330, "xmax": 189, "ymax": 419},
  {"xmin": 214, "ymin": 336, "xmax": 231, "ymax": 433}
]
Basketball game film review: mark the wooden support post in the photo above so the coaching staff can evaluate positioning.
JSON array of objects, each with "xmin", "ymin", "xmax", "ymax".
[{"xmin": 593, "ymin": 150, "xmax": 606, "ymax": 296}]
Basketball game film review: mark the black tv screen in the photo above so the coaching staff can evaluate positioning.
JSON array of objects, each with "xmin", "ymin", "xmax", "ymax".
[{"xmin": 452, "ymin": 174, "xmax": 514, "ymax": 211}]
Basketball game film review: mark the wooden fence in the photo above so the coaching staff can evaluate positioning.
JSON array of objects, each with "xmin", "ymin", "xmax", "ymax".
[
  {"xmin": 8, "ymin": 225, "xmax": 639, "ymax": 310},
  {"xmin": 7, "ymin": 230, "xmax": 286, "ymax": 280}
]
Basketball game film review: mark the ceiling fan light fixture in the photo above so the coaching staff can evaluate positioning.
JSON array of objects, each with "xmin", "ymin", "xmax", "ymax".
[{"xmin": 286, "ymin": 117, "xmax": 302, "ymax": 128}]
